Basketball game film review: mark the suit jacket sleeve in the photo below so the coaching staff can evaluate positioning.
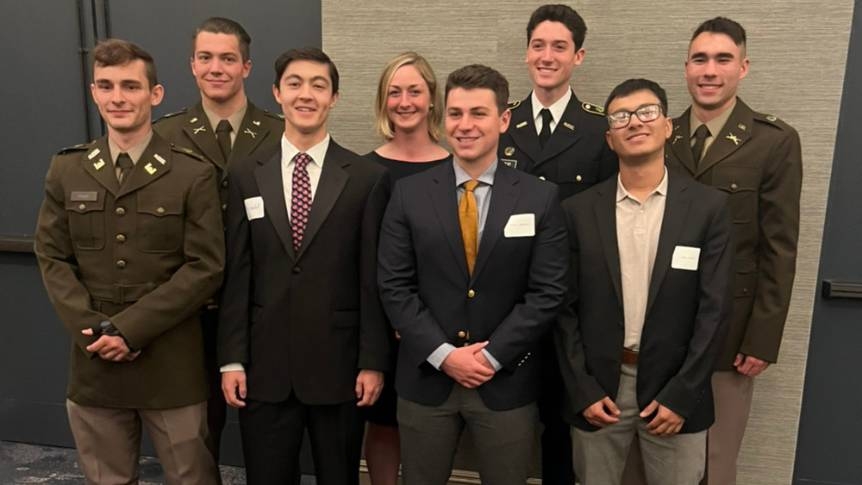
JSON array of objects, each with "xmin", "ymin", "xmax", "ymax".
[
  {"xmin": 741, "ymin": 128, "xmax": 802, "ymax": 362},
  {"xmin": 555, "ymin": 199, "xmax": 608, "ymax": 413},
  {"xmin": 485, "ymin": 186, "xmax": 569, "ymax": 368},
  {"xmin": 217, "ymin": 163, "xmax": 253, "ymax": 366},
  {"xmin": 109, "ymin": 165, "xmax": 225, "ymax": 349},
  {"xmin": 358, "ymin": 173, "xmax": 392, "ymax": 371},
  {"xmin": 378, "ymin": 181, "xmax": 451, "ymax": 367},
  {"xmin": 656, "ymin": 197, "xmax": 734, "ymax": 418},
  {"xmin": 35, "ymin": 155, "xmax": 113, "ymax": 353}
]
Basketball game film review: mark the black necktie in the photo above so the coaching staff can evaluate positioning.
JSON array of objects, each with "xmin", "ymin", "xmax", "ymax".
[
  {"xmin": 216, "ymin": 119, "xmax": 233, "ymax": 161},
  {"xmin": 539, "ymin": 108, "xmax": 553, "ymax": 149},
  {"xmin": 116, "ymin": 152, "xmax": 133, "ymax": 184},
  {"xmin": 691, "ymin": 124, "xmax": 710, "ymax": 167}
]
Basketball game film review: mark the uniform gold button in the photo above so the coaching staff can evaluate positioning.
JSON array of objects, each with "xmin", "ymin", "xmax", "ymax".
[
  {"xmin": 222, "ymin": 179, "xmax": 229, "ymax": 188},
  {"xmin": 730, "ymin": 183, "xmax": 739, "ymax": 191},
  {"xmin": 457, "ymin": 330, "xmax": 467, "ymax": 338},
  {"xmin": 221, "ymin": 203, "xmax": 228, "ymax": 211},
  {"xmin": 156, "ymin": 207, "xmax": 165, "ymax": 214},
  {"xmin": 576, "ymin": 175, "xmax": 583, "ymax": 182},
  {"xmin": 115, "ymin": 259, "xmax": 126, "ymax": 269},
  {"xmin": 115, "ymin": 234, "xmax": 126, "ymax": 243},
  {"xmin": 78, "ymin": 203, "xmax": 86, "ymax": 210},
  {"xmin": 539, "ymin": 176, "xmax": 546, "ymax": 181},
  {"xmin": 115, "ymin": 207, "xmax": 126, "ymax": 216},
  {"xmin": 467, "ymin": 289, "xmax": 476, "ymax": 298}
]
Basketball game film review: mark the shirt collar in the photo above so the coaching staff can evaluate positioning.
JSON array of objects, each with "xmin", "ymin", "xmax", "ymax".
[
  {"xmin": 281, "ymin": 134, "xmax": 330, "ymax": 167},
  {"xmin": 690, "ymin": 97, "xmax": 736, "ymax": 138},
  {"xmin": 202, "ymin": 99, "xmax": 248, "ymax": 135},
  {"xmin": 453, "ymin": 159, "xmax": 497, "ymax": 187},
  {"xmin": 531, "ymin": 88, "xmax": 572, "ymax": 126},
  {"xmin": 108, "ymin": 130, "xmax": 153, "ymax": 165},
  {"xmin": 616, "ymin": 167, "xmax": 668, "ymax": 202}
]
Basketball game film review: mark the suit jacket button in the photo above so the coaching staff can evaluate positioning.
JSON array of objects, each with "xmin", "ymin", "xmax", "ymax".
[
  {"xmin": 115, "ymin": 233, "xmax": 126, "ymax": 243},
  {"xmin": 467, "ymin": 289, "xmax": 476, "ymax": 298},
  {"xmin": 457, "ymin": 330, "xmax": 467, "ymax": 339},
  {"xmin": 222, "ymin": 179, "xmax": 229, "ymax": 188},
  {"xmin": 115, "ymin": 206, "xmax": 126, "ymax": 216},
  {"xmin": 115, "ymin": 259, "xmax": 126, "ymax": 269},
  {"xmin": 292, "ymin": 266, "xmax": 301, "ymax": 274},
  {"xmin": 221, "ymin": 203, "xmax": 228, "ymax": 211}
]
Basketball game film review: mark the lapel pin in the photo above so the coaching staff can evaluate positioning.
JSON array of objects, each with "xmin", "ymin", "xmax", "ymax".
[
  {"xmin": 672, "ymin": 135, "xmax": 683, "ymax": 145},
  {"xmin": 244, "ymin": 128, "xmax": 257, "ymax": 139},
  {"xmin": 153, "ymin": 153, "xmax": 167, "ymax": 165},
  {"xmin": 563, "ymin": 122, "xmax": 575, "ymax": 131},
  {"xmin": 193, "ymin": 126, "xmax": 206, "ymax": 134},
  {"xmin": 252, "ymin": 120, "xmax": 261, "ymax": 126},
  {"xmin": 737, "ymin": 123, "xmax": 747, "ymax": 131},
  {"xmin": 504, "ymin": 146, "xmax": 515, "ymax": 156},
  {"xmin": 725, "ymin": 133, "xmax": 741, "ymax": 146},
  {"xmin": 93, "ymin": 159, "xmax": 105, "ymax": 170},
  {"xmin": 87, "ymin": 148, "xmax": 101, "ymax": 160},
  {"xmin": 502, "ymin": 159, "xmax": 517, "ymax": 168},
  {"xmin": 516, "ymin": 121, "xmax": 528, "ymax": 129},
  {"xmin": 144, "ymin": 163, "xmax": 157, "ymax": 175},
  {"xmin": 189, "ymin": 117, "xmax": 198, "ymax": 124}
]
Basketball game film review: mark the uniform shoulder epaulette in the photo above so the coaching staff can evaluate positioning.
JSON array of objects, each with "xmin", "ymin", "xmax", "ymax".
[
  {"xmin": 262, "ymin": 109, "xmax": 284, "ymax": 121},
  {"xmin": 56, "ymin": 143, "xmax": 89, "ymax": 155},
  {"xmin": 581, "ymin": 102, "xmax": 605, "ymax": 116},
  {"xmin": 170, "ymin": 144, "xmax": 205, "ymax": 161},
  {"xmin": 507, "ymin": 99, "xmax": 522, "ymax": 110},
  {"xmin": 154, "ymin": 108, "xmax": 189, "ymax": 123},
  {"xmin": 754, "ymin": 111, "xmax": 791, "ymax": 130}
]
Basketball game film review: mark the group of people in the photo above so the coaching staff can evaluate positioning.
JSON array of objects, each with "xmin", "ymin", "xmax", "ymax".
[{"xmin": 33, "ymin": 3, "xmax": 801, "ymax": 485}]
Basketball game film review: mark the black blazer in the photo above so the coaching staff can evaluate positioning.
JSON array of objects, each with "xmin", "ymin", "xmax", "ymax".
[
  {"xmin": 218, "ymin": 140, "xmax": 390, "ymax": 405},
  {"xmin": 557, "ymin": 171, "xmax": 733, "ymax": 432},
  {"xmin": 378, "ymin": 162, "xmax": 568, "ymax": 411}
]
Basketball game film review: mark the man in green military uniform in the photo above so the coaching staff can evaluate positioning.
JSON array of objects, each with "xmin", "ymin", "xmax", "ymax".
[
  {"xmin": 35, "ymin": 39, "xmax": 224, "ymax": 484},
  {"xmin": 153, "ymin": 17, "xmax": 283, "ymax": 461},
  {"xmin": 498, "ymin": 5, "xmax": 618, "ymax": 484},
  {"xmin": 665, "ymin": 17, "xmax": 802, "ymax": 485}
]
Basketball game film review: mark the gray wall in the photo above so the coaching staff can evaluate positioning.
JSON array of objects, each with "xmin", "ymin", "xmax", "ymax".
[{"xmin": 322, "ymin": 1, "xmax": 853, "ymax": 484}]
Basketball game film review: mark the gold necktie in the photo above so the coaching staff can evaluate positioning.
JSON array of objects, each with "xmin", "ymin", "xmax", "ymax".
[{"xmin": 459, "ymin": 179, "xmax": 479, "ymax": 275}]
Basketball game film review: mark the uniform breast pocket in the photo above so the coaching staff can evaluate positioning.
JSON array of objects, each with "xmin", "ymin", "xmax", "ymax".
[
  {"xmin": 712, "ymin": 167, "xmax": 760, "ymax": 224},
  {"xmin": 136, "ymin": 193, "xmax": 184, "ymax": 253},
  {"xmin": 65, "ymin": 193, "xmax": 105, "ymax": 250}
]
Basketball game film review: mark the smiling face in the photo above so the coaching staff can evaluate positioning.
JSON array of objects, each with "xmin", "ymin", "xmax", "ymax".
[
  {"xmin": 273, "ymin": 59, "xmax": 337, "ymax": 142},
  {"xmin": 526, "ymin": 20, "xmax": 584, "ymax": 102},
  {"xmin": 191, "ymin": 31, "xmax": 251, "ymax": 104},
  {"xmin": 685, "ymin": 32, "xmax": 749, "ymax": 114},
  {"xmin": 91, "ymin": 59, "xmax": 163, "ymax": 136},
  {"xmin": 605, "ymin": 89, "xmax": 671, "ymax": 164},
  {"xmin": 445, "ymin": 87, "xmax": 510, "ymax": 170},
  {"xmin": 386, "ymin": 64, "xmax": 433, "ymax": 135}
]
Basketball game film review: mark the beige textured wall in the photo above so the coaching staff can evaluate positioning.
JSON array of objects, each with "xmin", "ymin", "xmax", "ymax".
[{"xmin": 323, "ymin": 2, "xmax": 854, "ymax": 483}]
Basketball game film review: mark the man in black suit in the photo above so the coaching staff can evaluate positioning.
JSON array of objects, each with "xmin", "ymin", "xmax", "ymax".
[
  {"xmin": 499, "ymin": 7, "xmax": 617, "ymax": 482},
  {"xmin": 378, "ymin": 64, "xmax": 568, "ymax": 485},
  {"xmin": 557, "ymin": 79, "xmax": 733, "ymax": 484},
  {"xmin": 217, "ymin": 47, "xmax": 389, "ymax": 485}
]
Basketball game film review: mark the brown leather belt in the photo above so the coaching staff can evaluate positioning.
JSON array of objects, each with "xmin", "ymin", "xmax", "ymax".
[{"xmin": 621, "ymin": 348, "xmax": 639, "ymax": 366}]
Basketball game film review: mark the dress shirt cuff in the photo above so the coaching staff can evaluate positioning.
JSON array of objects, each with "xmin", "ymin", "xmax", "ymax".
[
  {"xmin": 481, "ymin": 349, "xmax": 502, "ymax": 371},
  {"xmin": 220, "ymin": 363, "xmax": 245, "ymax": 373},
  {"xmin": 427, "ymin": 343, "xmax": 457, "ymax": 370}
]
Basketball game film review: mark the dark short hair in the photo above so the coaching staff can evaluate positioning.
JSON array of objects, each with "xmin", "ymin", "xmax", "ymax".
[
  {"xmin": 273, "ymin": 47, "xmax": 340, "ymax": 94},
  {"xmin": 526, "ymin": 4, "xmax": 587, "ymax": 50},
  {"xmin": 92, "ymin": 38, "xmax": 158, "ymax": 88},
  {"xmin": 445, "ymin": 64, "xmax": 509, "ymax": 114},
  {"xmin": 692, "ymin": 17, "xmax": 747, "ymax": 48},
  {"xmin": 604, "ymin": 78, "xmax": 668, "ymax": 115},
  {"xmin": 194, "ymin": 17, "xmax": 252, "ymax": 62}
]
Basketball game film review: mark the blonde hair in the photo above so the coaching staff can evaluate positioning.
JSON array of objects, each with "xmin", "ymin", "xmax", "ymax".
[{"xmin": 374, "ymin": 52, "xmax": 442, "ymax": 142}]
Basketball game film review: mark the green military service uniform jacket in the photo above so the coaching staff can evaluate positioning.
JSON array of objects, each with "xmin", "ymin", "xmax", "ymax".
[
  {"xmin": 34, "ymin": 132, "xmax": 225, "ymax": 409},
  {"xmin": 153, "ymin": 101, "xmax": 284, "ymax": 208},
  {"xmin": 666, "ymin": 98, "xmax": 802, "ymax": 369}
]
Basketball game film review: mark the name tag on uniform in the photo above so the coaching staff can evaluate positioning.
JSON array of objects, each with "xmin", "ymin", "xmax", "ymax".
[
  {"xmin": 504, "ymin": 213, "xmax": 535, "ymax": 238},
  {"xmin": 244, "ymin": 196, "xmax": 264, "ymax": 220},
  {"xmin": 70, "ymin": 191, "xmax": 98, "ymax": 202},
  {"xmin": 671, "ymin": 245, "xmax": 701, "ymax": 271}
]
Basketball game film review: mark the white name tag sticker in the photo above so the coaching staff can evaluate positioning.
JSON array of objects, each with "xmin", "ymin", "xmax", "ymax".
[
  {"xmin": 244, "ymin": 196, "xmax": 264, "ymax": 220},
  {"xmin": 672, "ymin": 245, "xmax": 701, "ymax": 271},
  {"xmin": 504, "ymin": 213, "xmax": 536, "ymax": 238}
]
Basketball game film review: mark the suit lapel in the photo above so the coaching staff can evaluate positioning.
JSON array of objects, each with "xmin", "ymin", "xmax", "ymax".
[
  {"xmin": 231, "ymin": 103, "xmax": 276, "ymax": 164},
  {"xmin": 182, "ymin": 104, "xmax": 226, "ymax": 168},
  {"xmin": 429, "ymin": 163, "xmax": 470, "ymax": 279},
  {"xmin": 645, "ymin": 173, "xmax": 690, "ymax": 316},
  {"xmin": 116, "ymin": 135, "xmax": 173, "ymax": 198},
  {"xmin": 81, "ymin": 138, "xmax": 120, "ymax": 196},
  {"xmin": 669, "ymin": 108, "xmax": 695, "ymax": 175},
  {"xmin": 696, "ymin": 100, "xmax": 753, "ymax": 176},
  {"xmin": 254, "ymin": 150, "xmax": 296, "ymax": 260},
  {"xmin": 296, "ymin": 141, "xmax": 349, "ymax": 260},
  {"xmin": 594, "ymin": 178, "xmax": 624, "ymax": 314},
  {"xmin": 471, "ymin": 166, "xmax": 518, "ymax": 281},
  {"xmin": 538, "ymin": 94, "xmax": 583, "ymax": 165},
  {"xmin": 507, "ymin": 97, "xmax": 542, "ymax": 171}
]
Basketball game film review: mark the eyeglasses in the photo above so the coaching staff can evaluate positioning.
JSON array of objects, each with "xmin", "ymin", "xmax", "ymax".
[{"xmin": 606, "ymin": 104, "xmax": 664, "ymax": 129}]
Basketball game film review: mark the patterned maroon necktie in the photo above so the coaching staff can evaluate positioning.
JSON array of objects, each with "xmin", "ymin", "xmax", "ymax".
[{"xmin": 290, "ymin": 152, "xmax": 313, "ymax": 252}]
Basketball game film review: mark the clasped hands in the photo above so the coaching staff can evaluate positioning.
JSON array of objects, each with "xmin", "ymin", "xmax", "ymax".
[
  {"xmin": 440, "ymin": 341, "xmax": 495, "ymax": 388},
  {"xmin": 583, "ymin": 396, "xmax": 685, "ymax": 436},
  {"xmin": 81, "ymin": 327, "xmax": 139, "ymax": 362}
]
